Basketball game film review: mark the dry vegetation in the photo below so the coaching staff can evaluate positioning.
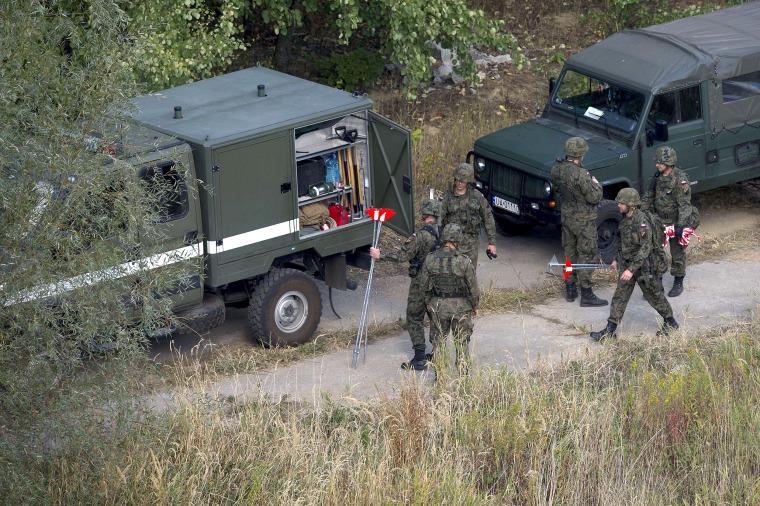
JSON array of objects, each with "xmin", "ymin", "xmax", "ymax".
[{"xmin": 3, "ymin": 1, "xmax": 760, "ymax": 504}]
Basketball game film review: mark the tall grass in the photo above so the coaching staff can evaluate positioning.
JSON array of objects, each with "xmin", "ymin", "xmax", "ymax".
[{"xmin": 5, "ymin": 321, "xmax": 759, "ymax": 504}]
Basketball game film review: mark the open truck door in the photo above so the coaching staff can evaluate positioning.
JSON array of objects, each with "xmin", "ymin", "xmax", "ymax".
[{"xmin": 368, "ymin": 111, "xmax": 414, "ymax": 237}]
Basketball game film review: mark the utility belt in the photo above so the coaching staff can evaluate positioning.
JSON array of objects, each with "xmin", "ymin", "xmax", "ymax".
[{"xmin": 432, "ymin": 291, "xmax": 465, "ymax": 298}]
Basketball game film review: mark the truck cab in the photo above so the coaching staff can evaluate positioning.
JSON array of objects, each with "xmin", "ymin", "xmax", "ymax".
[{"xmin": 469, "ymin": 3, "xmax": 760, "ymax": 261}]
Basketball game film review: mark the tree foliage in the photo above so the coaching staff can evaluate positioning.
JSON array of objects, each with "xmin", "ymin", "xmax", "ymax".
[
  {"xmin": 249, "ymin": 0, "xmax": 525, "ymax": 97},
  {"xmin": 0, "ymin": 1, "xmax": 191, "ymax": 387},
  {"xmin": 126, "ymin": 0, "xmax": 248, "ymax": 90}
]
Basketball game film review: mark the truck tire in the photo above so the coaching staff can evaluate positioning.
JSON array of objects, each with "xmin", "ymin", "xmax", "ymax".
[
  {"xmin": 596, "ymin": 199, "xmax": 621, "ymax": 264},
  {"xmin": 175, "ymin": 293, "xmax": 226, "ymax": 335},
  {"xmin": 248, "ymin": 268, "xmax": 322, "ymax": 347}
]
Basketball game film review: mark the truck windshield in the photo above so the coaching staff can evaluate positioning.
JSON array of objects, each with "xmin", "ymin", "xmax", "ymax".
[{"xmin": 551, "ymin": 69, "xmax": 645, "ymax": 136}]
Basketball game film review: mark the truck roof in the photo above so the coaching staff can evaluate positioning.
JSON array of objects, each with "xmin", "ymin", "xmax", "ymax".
[
  {"xmin": 566, "ymin": 2, "xmax": 760, "ymax": 93},
  {"xmin": 128, "ymin": 67, "xmax": 374, "ymax": 146}
]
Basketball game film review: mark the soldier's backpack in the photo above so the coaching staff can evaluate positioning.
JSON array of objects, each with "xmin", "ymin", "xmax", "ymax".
[
  {"xmin": 682, "ymin": 204, "xmax": 700, "ymax": 229},
  {"xmin": 408, "ymin": 224, "xmax": 442, "ymax": 277}
]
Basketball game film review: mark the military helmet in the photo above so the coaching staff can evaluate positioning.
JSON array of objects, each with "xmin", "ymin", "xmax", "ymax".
[
  {"xmin": 419, "ymin": 198, "xmax": 440, "ymax": 218},
  {"xmin": 564, "ymin": 136, "xmax": 588, "ymax": 157},
  {"xmin": 441, "ymin": 223, "xmax": 463, "ymax": 243},
  {"xmin": 654, "ymin": 146, "xmax": 677, "ymax": 165},
  {"xmin": 452, "ymin": 162, "xmax": 475, "ymax": 183},
  {"xmin": 615, "ymin": 187, "xmax": 641, "ymax": 207}
]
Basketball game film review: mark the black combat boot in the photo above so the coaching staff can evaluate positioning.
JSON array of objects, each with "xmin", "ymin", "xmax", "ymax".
[
  {"xmin": 565, "ymin": 283, "xmax": 578, "ymax": 302},
  {"xmin": 668, "ymin": 276, "xmax": 684, "ymax": 297},
  {"xmin": 590, "ymin": 322, "xmax": 617, "ymax": 341},
  {"xmin": 401, "ymin": 347, "xmax": 427, "ymax": 371},
  {"xmin": 580, "ymin": 287, "xmax": 608, "ymax": 307},
  {"xmin": 656, "ymin": 316, "xmax": 680, "ymax": 336}
]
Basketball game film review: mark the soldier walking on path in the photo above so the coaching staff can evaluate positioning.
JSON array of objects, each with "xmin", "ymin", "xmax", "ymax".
[
  {"xmin": 551, "ymin": 136, "xmax": 608, "ymax": 307},
  {"xmin": 641, "ymin": 146, "xmax": 694, "ymax": 297},
  {"xmin": 370, "ymin": 199, "xmax": 442, "ymax": 371},
  {"xmin": 417, "ymin": 223, "xmax": 479, "ymax": 375},
  {"xmin": 590, "ymin": 188, "xmax": 679, "ymax": 341},
  {"xmin": 440, "ymin": 162, "xmax": 497, "ymax": 271}
]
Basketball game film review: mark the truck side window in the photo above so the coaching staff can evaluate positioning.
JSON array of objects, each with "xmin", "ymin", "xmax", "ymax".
[
  {"xmin": 139, "ymin": 162, "xmax": 189, "ymax": 223},
  {"xmin": 722, "ymin": 70, "xmax": 760, "ymax": 103},
  {"xmin": 648, "ymin": 92, "xmax": 677, "ymax": 125},
  {"xmin": 649, "ymin": 86, "xmax": 702, "ymax": 126},
  {"xmin": 679, "ymin": 85, "xmax": 702, "ymax": 122}
]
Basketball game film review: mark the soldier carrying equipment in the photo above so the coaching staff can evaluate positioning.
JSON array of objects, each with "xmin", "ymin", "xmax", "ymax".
[
  {"xmin": 369, "ymin": 199, "xmax": 441, "ymax": 371},
  {"xmin": 417, "ymin": 223, "xmax": 480, "ymax": 376},
  {"xmin": 551, "ymin": 136, "xmax": 608, "ymax": 307},
  {"xmin": 590, "ymin": 188, "xmax": 678, "ymax": 341},
  {"xmin": 641, "ymin": 146, "xmax": 698, "ymax": 298}
]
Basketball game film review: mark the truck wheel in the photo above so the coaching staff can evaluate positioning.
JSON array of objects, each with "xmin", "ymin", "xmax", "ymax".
[
  {"xmin": 596, "ymin": 199, "xmax": 621, "ymax": 264},
  {"xmin": 249, "ymin": 268, "xmax": 322, "ymax": 347},
  {"xmin": 175, "ymin": 293, "xmax": 226, "ymax": 335}
]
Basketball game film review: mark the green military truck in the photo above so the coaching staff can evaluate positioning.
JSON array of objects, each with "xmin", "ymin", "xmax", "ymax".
[
  {"xmin": 6, "ymin": 66, "xmax": 414, "ymax": 346},
  {"xmin": 468, "ymin": 3, "xmax": 760, "ymax": 261}
]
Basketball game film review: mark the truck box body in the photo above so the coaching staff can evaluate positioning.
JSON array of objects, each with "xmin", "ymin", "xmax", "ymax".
[{"xmin": 130, "ymin": 67, "xmax": 414, "ymax": 289}]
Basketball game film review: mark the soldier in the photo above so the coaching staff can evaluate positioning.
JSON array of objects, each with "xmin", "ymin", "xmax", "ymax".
[
  {"xmin": 640, "ymin": 146, "xmax": 693, "ymax": 297},
  {"xmin": 551, "ymin": 136, "xmax": 608, "ymax": 307},
  {"xmin": 370, "ymin": 199, "xmax": 441, "ymax": 370},
  {"xmin": 440, "ymin": 162, "xmax": 497, "ymax": 270},
  {"xmin": 417, "ymin": 223, "xmax": 479, "ymax": 375},
  {"xmin": 590, "ymin": 188, "xmax": 679, "ymax": 341}
]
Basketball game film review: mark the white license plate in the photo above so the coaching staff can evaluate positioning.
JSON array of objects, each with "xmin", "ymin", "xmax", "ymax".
[{"xmin": 492, "ymin": 195, "xmax": 520, "ymax": 215}]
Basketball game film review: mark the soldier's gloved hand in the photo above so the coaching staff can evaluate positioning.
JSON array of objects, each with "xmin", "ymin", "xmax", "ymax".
[{"xmin": 674, "ymin": 225, "xmax": 683, "ymax": 237}]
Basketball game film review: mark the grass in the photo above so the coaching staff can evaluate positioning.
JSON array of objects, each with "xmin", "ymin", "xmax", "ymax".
[{"xmin": 4, "ymin": 318, "xmax": 760, "ymax": 504}]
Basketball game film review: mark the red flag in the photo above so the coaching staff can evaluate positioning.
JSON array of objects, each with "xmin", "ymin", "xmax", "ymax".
[
  {"xmin": 564, "ymin": 256, "xmax": 573, "ymax": 281},
  {"xmin": 366, "ymin": 207, "xmax": 396, "ymax": 222}
]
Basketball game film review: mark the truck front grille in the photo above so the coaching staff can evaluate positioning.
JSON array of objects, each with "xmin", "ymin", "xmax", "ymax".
[{"xmin": 491, "ymin": 161, "xmax": 546, "ymax": 199}]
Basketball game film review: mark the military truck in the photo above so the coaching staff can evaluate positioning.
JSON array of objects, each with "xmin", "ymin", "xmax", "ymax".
[
  {"xmin": 468, "ymin": 3, "xmax": 760, "ymax": 261},
  {"xmin": 5, "ymin": 66, "xmax": 414, "ymax": 346}
]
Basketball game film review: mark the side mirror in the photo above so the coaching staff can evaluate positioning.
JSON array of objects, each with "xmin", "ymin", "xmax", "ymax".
[{"xmin": 549, "ymin": 76, "xmax": 556, "ymax": 95}]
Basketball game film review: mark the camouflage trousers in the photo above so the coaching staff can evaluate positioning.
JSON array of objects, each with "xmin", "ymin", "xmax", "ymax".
[
  {"xmin": 457, "ymin": 235, "xmax": 479, "ymax": 270},
  {"xmin": 608, "ymin": 269, "xmax": 673, "ymax": 325},
  {"xmin": 666, "ymin": 235, "xmax": 687, "ymax": 277},
  {"xmin": 561, "ymin": 217, "xmax": 598, "ymax": 289},
  {"xmin": 406, "ymin": 277, "xmax": 428, "ymax": 349},
  {"xmin": 427, "ymin": 297, "xmax": 474, "ymax": 368}
]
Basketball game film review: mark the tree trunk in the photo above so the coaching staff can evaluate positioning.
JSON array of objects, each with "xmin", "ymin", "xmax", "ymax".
[{"xmin": 273, "ymin": 0, "xmax": 301, "ymax": 70}]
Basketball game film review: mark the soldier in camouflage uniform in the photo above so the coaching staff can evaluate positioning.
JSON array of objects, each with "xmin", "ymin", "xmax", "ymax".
[
  {"xmin": 590, "ymin": 188, "xmax": 679, "ymax": 341},
  {"xmin": 440, "ymin": 162, "xmax": 497, "ymax": 270},
  {"xmin": 417, "ymin": 223, "xmax": 479, "ymax": 375},
  {"xmin": 640, "ymin": 146, "xmax": 693, "ymax": 297},
  {"xmin": 551, "ymin": 137, "xmax": 608, "ymax": 307},
  {"xmin": 370, "ymin": 199, "xmax": 441, "ymax": 370}
]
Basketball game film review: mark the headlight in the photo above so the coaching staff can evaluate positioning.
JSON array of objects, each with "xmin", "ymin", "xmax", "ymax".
[
  {"xmin": 475, "ymin": 158, "xmax": 486, "ymax": 173},
  {"xmin": 543, "ymin": 180, "xmax": 552, "ymax": 196}
]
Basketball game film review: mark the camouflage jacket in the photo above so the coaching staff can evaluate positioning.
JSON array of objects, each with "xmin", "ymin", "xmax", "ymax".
[
  {"xmin": 441, "ymin": 185, "xmax": 496, "ymax": 244},
  {"xmin": 418, "ymin": 247, "xmax": 479, "ymax": 310},
  {"xmin": 640, "ymin": 167, "xmax": 692, "ymax": 226},
  {"xmin": 616, "ymin": 209, "xmax": 664, "ymax": 275},
  {"xmin": 550, "ymin": 159, "xmax": 603, "ymax": 221},
  {"xmin": 381, "ymin": 223, "xmax": 440, "ymax": 278}
]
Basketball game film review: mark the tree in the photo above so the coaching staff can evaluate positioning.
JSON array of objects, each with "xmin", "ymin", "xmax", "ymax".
[
  {"xmin": 126, "ymin": 0, "xmax": 249, "ymax": 90},
  {"xmin": 0, "ymin": 1, "xmax": 193, "ymax": 382},
  {"xmin": 248, "ymin": 0, "xmax": 525, "ymax": 98}
]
